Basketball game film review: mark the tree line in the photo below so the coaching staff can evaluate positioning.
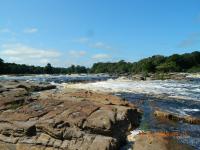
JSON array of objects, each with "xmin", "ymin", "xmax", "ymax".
[
  {"xmin": 90, "ymin": 51, "xmax": 200, "ymax": 74},
  {"xmin": 0, "ymin": 60, "xmax": 89, "ymax": 74},
  {"xmin": 0, "ymin": 51, "xmax": 200, "ymax": 74}
]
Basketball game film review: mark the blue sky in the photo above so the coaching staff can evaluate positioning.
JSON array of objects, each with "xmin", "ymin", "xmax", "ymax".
[{"xmin": 0, "ymin": 0, "xmax": 200, "ymax": 67}]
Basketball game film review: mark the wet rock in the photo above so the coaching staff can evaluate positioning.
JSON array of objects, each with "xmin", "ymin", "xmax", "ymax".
[
  {"xmin": 130, "ymin": 73, "xmax": 188, "ymax": 81},
  {"xmin": 16, "ymin": 83, "xmax": 56, "ymax": 92},
  {"xmin": 154, "ymin": 110, "xmax": 200, "ymax": 125},
  {"xmin": 183, "ymin": 116, "xmax": 200, "ymax": 124},
  {"xmin": 133, "ymin": 132, "xmax": 193, "ymax": 150}
]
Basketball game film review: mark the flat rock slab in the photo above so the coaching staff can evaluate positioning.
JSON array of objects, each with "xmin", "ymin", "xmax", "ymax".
[
  {"xmin": 0, "ymin": 81, "xmax": 56, "ymax": 111},
  {"xmin": 0, "ymin": 81, "xmax": 141, "ymax": 150},
  {"xmin": 133, "ymin": 132, "xmax": 193, "ymax": 150}
]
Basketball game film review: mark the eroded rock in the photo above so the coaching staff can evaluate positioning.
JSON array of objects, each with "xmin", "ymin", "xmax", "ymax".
[
  {"xmin": 133, "ymin": 132, "xmax": 193, "ymax": 150},
  {"xmin": 0, "ymin": 81, "xmax": 141, "ymax": 150},
  {"xmin": 154, "ymin": 110, "xmax": 200, "ymax": 125}
]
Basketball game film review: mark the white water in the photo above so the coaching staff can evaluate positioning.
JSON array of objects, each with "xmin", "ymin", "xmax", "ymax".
[
  {"xmin": 65, "ymin": 78, "xmax": 200, "ymax": 101},
  {"xmin": 0, "ymin": 74, "xmax": 110, "ymax": 83},
  {"xmin": 65, "ymin": 77, "xmax": 200, "ymax": 149}
]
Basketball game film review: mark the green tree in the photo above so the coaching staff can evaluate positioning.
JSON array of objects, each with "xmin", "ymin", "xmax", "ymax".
[
  {"xmin": 156, "ymin": 61, "xmax": 179, "ymax": 72},
  {"xmin": 44, "ymin": 63, "xmax": 53, "ymax": 74},
  {"xmin": 0, "ymin": 58, "xmax": 3, "ymax": 65},
  {"xmin": 0, "ymin": 58, "xmax": 4, "ymax": 74}
]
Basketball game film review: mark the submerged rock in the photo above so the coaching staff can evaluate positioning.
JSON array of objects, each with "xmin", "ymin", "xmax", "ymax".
[{"xmin": 154, "ymin": 110, "xmax": 200, "ymax": 125}]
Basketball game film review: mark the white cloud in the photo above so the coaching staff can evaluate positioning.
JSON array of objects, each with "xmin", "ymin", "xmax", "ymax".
[
  {"xmin": 90, "ymin": 42, "xmax": 113, "ymax": 50},
  {"xmin": 75, "ymin": 37, "xmax": 114, "ymax": 51},
  {"xmin": 0, "ymin": 28, "xmax": 16, "ymax": 36},
  {"xmin": 0, "ymin": 43, "xmax": 61, "ymax": 66},
  {"xmin": 69, "ymin": 50, "xmax": 86, "ymax": 57},
  {"xmin": 92, "ymin": 54, "xmax": 111, "ymax": 59},
  {"xmin": 24, "ymin": 28, "xmax": 38, "ymax": 33},
  {"xmin": 75, "ymin": 37, "xmax": 90, "ymax": 44}
]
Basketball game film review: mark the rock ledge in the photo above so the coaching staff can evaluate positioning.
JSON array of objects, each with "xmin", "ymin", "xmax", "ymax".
[{"xmin": 0, "ymin": 81, "xmax": 141, "ymax": 150}]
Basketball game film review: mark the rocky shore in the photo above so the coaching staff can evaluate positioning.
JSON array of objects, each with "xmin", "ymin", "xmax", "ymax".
[
  {"xmin": 0, "ymin": 80, "xmax": 141, "ymax": 149},
  {"xmin": 116, "ymin": 72, "xmax": 199, "ymax": 81},
  {"xmin": 128, "ymin": 131, "xmax": 193, "ymax": 150}
]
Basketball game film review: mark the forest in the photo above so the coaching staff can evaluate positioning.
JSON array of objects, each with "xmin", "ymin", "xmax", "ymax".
[
  {"xmin": 0, "ymin": 60, "xmax": 88, "ymax": 74},
  {"xmin": 0, "ymin": 51, "xmax": 200, "ymax": 74},
  {"xmin": 90, "ymin": 51, "xmax": 200, "ymax": 74}
]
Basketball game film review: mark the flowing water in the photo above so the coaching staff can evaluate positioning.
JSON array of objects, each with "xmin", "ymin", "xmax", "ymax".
[
  {"xmin": 1, "ymin": 74, "xmax": 200, "ymax": 149},
  {"xmin": 0, "ymin": 74, "xmax": 112, "ymax": 83},
  {"xmin": 65, "ymin": 77, "xmax": 200, "ymax": 149}
]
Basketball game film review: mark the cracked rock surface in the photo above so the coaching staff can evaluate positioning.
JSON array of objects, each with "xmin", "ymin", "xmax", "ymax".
[{"xmin": 0, "ymin": 81, "xmax": 141, "ymax": 150}]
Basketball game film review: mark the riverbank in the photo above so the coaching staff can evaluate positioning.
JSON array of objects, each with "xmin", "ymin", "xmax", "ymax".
[
  {"xmin": 0, "ymin": 76, "xmax": 199, "ymax": 149},
  {"xmin": 66, "ymin": 76, "xmax": 200, "ymax": 149},
  {"xmin": 0, "ymin": 80, "xmax": 141, "ymax": 149},
  {"xmin": 1, "ymin": 72, "xmax": 200, "ymax": 82},
  {"xmin": 116, "ymin": 72, "xmax": 200, "ymax": 81}
]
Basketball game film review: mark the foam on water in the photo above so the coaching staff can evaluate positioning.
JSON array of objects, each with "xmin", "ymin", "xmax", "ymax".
[
  {"xmin": 186, "ymin": 74, "xmax": 200, "ymax": 78},
  {"xmin": 66, "ymin": 78, "xmax": 200, "ymax": 101},
  {"xmin": 172, "ymin": 108, "xmax": 200, "ymax": 116},
  {"xmin": 183, "ymin": 109, "xmax": 200, "ymax": 112},
  {"xmin": 0, "ymin": 74, "xmax": 111, "ymax": 83},
  {"xmin": 1, "ymin": 74, "xmax": 200, "ymax": 149}
]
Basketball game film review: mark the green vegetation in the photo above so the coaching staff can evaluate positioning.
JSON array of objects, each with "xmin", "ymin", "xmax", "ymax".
[
  {"xmin": 90, "ymin": 51, "xmax": 200, "ymax": 74},
  {"xmin": 0, "ymin": 51, "xmax": 200, "ymax": 74},
  {"xmin": 0, "ymin": 60, "xmax": 88, "ymax": 74}
]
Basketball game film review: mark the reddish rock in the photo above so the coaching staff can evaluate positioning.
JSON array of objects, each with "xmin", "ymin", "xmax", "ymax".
[
  {"xmin": 133, "ymin": 132, "xmax": 193, "ymax": 150},
  {"xmin": 0, "ymin": 81, "xmax": 141, "ymax": 150}
]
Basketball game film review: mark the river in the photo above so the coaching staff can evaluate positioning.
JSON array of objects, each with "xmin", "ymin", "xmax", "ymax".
[{"xmin": 0, "ymin": 74, "xmax": 200, "ymax": 149}]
